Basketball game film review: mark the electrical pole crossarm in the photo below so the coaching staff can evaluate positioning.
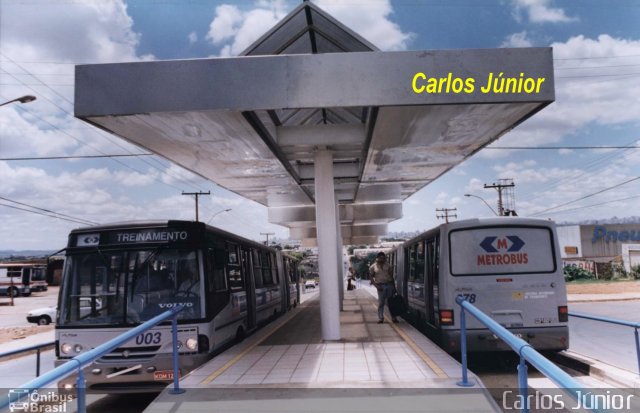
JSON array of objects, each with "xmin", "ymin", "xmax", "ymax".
[{"xmin": 182, "ymin": 191, "xmax": 210, "ymax": 221}]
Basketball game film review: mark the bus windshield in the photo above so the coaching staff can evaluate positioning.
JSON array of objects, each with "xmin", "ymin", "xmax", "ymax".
[
  {"xmin": 59, "ymin": 248, "xmax": 203, "ymax": 326},
  {"xmin": 31, "ymin": 267, "xmax": 46, "ymax": 282}
]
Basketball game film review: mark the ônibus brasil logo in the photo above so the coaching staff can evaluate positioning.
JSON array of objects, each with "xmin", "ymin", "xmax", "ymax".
[{"xmin": 477, "ymin": 236, "xmax": 528, "ymax": 266}]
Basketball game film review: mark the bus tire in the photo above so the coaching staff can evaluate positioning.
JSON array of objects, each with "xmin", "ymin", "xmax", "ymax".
[{"xmin": 7, "ymin": 287, "xmax": 18, "ymax": 298}]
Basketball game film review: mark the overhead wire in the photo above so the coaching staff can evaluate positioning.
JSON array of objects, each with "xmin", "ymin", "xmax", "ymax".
[
  {"xmin": 1, "ymin": 53, "xmax": 211, "ymax": 194},
  {"xmin": 535, "ymin": 194, "xmax": 640, "ymax": 216},
  {"xmin": 532, "ymin": 175, "xmax": 640, "ymax": 216},
  {"xmin": 0, "ymin": 196, "xmax": 98, "ymax": 226}
]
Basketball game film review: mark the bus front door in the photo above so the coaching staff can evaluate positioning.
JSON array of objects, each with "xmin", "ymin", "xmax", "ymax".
[{"xmin": 242, "ymin": 248, "xmax": 256, "ymax": 331}]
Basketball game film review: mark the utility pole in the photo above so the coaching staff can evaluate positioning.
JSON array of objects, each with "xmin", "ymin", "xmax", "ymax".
[
  {"xmin": 436, "ymin": 208, "xmax": 457, "ymax": 223},
  {"xmin": 261, "ymin": 232, "xmax": 275, "ymax": 246},
  {"xmin": 484, "ymin": 179, "xmax": 515, "ymax": 216},
  {"xmin": 182, "ymin": 191, "xmax": 210, "ymax": 221}
]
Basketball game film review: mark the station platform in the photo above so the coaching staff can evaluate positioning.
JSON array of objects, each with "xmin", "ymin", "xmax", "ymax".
[{"xmin": 143, "ymin": 288, "xmax": 500, "ymax": 412}]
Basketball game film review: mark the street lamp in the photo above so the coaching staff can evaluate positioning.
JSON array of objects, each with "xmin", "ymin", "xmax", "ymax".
[
  {"xmin": 0, "ymin": 95, "xmax": 36, "ymax": 107},
  {"xmin": 464, "ymin": 193, "xmax": 498, "ymax": 216},
  {"xmin": 207, "ymin": 208, "xmax": 231, "ymax": 224}
]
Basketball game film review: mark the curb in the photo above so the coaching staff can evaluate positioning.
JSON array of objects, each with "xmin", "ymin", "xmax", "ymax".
[{"xmin": 555, "ymin": 351, "xmax": 640, "ymax": 392}]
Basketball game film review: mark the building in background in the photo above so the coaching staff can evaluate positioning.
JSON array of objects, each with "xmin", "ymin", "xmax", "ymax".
[{"xmin": 557, "ymin": 224, "xmax": 640, "ymax": 275}]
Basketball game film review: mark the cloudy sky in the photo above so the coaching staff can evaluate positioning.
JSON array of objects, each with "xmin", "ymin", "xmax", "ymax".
[{"xmin": 1, "ymin": 0, "xmax": 639, "ymax": 250}]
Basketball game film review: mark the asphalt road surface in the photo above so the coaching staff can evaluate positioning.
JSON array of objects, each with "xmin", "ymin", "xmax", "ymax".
[{"xmin": 568, "ymin": 300, "xmax": 640, "ymax": 372}]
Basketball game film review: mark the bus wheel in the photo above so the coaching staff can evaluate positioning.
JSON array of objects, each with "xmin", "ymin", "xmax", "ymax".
[
  {"xmin": 7, "ymin": 287, "xmax": 18, "ymax": 298},
  {"xmin": 235, "ymin": 326, "xmax": 245, "ymax": 343},
  {"xmin": 293, "ymin": 300, "xmax": 297, "ymax": 308}
]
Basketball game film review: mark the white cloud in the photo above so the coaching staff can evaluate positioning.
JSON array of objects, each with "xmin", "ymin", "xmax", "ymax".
[
  {"xmin": 206, "ymin": 1, "xmax": 288, "ymax": 56},
  {"xmin": 188, "ymin": 31, "xmax": 198, "ymax": 44},
  {"xmin": 465, "ymin": 178, "xmax": 485, "ymax": 193},
  {"xmin": 501, "ymin": 31, "xmax": 533, "ymax": 47},
  {"xmin": 481, "ymin": 34, "xmax": 640, "ymax": 159},
  {"xmin": 0, "ymin": 1, "xmax": 146, "ymax": 64},
  {"xmin": 206, "ymin": 0, "xmax": 413, "ymax": 56},
  {"xmin": 315, "ymin": 0, "xmax": 414, "ymax": 51},
  {"xmin": 512, "ymin": 0, "xmax": 577, "ymax": 24}
]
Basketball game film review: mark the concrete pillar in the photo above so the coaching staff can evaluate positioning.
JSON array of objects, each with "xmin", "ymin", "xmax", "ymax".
[
  {"xmin": 314, "ymin": 149, "xmax": 341, "ymax": 340},
  {"xmin": 336, "ymin": 202, "xmax": 344, "ymax": 311}
]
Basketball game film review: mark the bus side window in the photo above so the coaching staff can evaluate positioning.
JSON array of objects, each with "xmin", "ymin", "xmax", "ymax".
[
  {"xmin": 226, "ymin": 244, "xmax": 243, "ymax": 290},
  {"xmin": 271, "ymin": 252, "xmax": 278, "ymax": 285},
  {"xmin": 252, "ymin": 250, "xmax": 264, "ymax": 288},
  {"xmin": 208, "ymin": 247, "xmax": 228, "ymax": 292},
  {"xmin": 416, "ymin": 241, "xmax": 425, "ymax": 284},
  {"xmin": 409, "ymin": 244, "xmax": 417, "ymax": 282},
  {"xmin": 261, "ymin": 251, "xmax": 273, "ymax": 285}
]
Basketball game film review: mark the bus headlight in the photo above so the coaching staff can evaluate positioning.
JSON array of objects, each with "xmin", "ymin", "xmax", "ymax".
[
  {"xmin": 185, "ymin": 338, "xmax": 198, "ymax": 351},
  {"xmin": 61, "ymin": 343, "xmax": 72, "ymax": 354},
  {"xmin": 74, "ymin": 344, "xmax": 84, "ymax": 353}
]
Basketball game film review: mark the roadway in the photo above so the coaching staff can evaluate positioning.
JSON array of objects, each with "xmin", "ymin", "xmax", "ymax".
[{"xmin": 568, "ymin": 300, "xmax": 640, "ymax": 372}]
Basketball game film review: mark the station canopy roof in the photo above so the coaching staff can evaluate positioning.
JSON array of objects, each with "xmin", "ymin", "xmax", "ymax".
[{"xmin": 75, "ymin": 1, "xmax": 554, "ymax": 245}]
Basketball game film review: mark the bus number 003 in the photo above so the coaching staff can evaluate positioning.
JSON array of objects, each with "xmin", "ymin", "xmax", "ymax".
[
  {"xmin": 457, "ymin": 293, "xmax": 477, "ymax": 303},
  {"xmin": 136, "ymin": 332, "xmax": 161, "ymax": 345}
]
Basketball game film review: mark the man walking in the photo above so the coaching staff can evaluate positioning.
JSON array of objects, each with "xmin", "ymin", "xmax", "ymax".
[{"xmin": 369, "ymin": 252, "xmax": 397, "ymax": 323}]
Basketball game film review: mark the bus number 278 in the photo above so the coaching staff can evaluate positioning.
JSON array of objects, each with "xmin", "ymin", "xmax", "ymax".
[{"xmin": 136, "ymin": 332, "xmax": 161, "ymax": 345}]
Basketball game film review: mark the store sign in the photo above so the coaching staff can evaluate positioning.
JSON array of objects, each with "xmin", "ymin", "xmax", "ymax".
[
  {"xmin": 591, "ymin": 226, "xmax": 640, "ymax": 243},
  {"xmin": 562, "ymin": 260, "xmax": 595, "ymax": 273}
]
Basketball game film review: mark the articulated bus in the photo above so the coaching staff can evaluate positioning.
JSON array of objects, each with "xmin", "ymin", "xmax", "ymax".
[
  {"xmin": 0, "ymin": 263, "xmax": 48, "ymax": 297},
  {"xmin": 392, "ymin": 217, "xmax": 569, "ymax": 354},
  {"xmin": 55, "ymin": 220, "xmax": 299, "ymax": 392}
]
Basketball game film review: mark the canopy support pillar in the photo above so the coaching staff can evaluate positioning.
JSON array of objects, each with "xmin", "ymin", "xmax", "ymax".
[{"xmin": 315, "ymin": 149, "xmax": 341, "ymax": 340}]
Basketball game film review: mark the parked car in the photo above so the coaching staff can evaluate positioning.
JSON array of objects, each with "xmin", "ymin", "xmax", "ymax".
[
  {"xmin": 26, "ymin": 306, "xmax": 56, "ymax": 325},
  {"xmin": 304, "ymin": 280, "xmax": 315, "ymax": 289},
  {"xmin": 26, "ymin": 298, "xmax": 101, "ymax": 325}
]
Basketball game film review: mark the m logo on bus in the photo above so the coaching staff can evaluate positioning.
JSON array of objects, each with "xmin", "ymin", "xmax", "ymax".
[
  {"xmin": 478, "ymin": 236, "xmax": 528, "ymax": 266},
  {"xmin": 480, "ymin": 236, "xmax": 525, "ymax": 252}
]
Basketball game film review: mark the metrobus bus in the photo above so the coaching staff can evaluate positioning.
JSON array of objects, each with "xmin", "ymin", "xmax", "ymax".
[
  {"xmin": 55, "ymin": 220, "xmax": 299, "ymax": 392},
  {"xmin": 391, "ymin": 217, "xmax": 569, "ymax": 353},
  {"xmin": 0, "ymin": 263, "xmax": 48, "ymax": 297}
]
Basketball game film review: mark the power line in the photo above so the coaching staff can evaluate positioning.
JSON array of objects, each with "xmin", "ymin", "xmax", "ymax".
[
  {"xmin": 1, "ymin": 53, "xmax": 211, "ymax": 193},
  {"xmin": 1, "ymin": 154, "xmax": 154, "ymax": 161},
  {"xmin": 536, "ymin": 194, "xmax": 640, "ymax": 216},
  {"xmin": 556, "ymin": 72, "xmax": 640, "ymax": 79},
  {"xmin": 0, "ymin": 203, "xmax": 95, "ymax": 225},
  {"xmin": 553, "ymin": 54, "xmax": 640, "ymax": 61},
  {"xmin": 0, "ymin": 196, "xmax": 98, "ymax": 225},
  {"xmin": 486, "ymin": 146, "xmax": 640, "ymax": 150},
  {"xmin": 532, "ymin": 176, "xmax": 640, "ymax": 216},
  {"xmin": 555, "ymin": 63, "xmax": 640, "ymax": 70},
  {"xmin": 517, "ymin": 137, "xmax": 640, "ymax": 204}
]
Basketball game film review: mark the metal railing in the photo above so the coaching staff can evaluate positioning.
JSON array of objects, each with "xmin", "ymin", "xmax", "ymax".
[
  {"xmin": 0, "ymin": 341, "xmax": 55, "ymax": 377},
  {"xmin": 570, "ymin": 311, "xmax": 640, "ymax": 375},
  {"xmin": 1, "ymin": 305, "xmax": 185, "ymax": 413},
  {"xmin": 455, "ymin": 296, "xmax": 602, "ymax": 413}
]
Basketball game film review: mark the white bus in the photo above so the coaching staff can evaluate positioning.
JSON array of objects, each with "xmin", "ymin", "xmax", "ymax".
[
  {"xmin": 393, "ymin": 217, "xmax": 569, "ymax": 353},
  {"xmin": 0, "ymin": 263, "xmax": 49, "ymax": 297},
  {"xmin": 55, "ymin": 220, "xmax": 298, "ymax": 392}
]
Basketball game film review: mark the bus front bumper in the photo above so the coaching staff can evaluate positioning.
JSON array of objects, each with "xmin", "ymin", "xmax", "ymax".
[{"xmin": 55, "ymin": 352, "xmax": 211, "ymax": 393}]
